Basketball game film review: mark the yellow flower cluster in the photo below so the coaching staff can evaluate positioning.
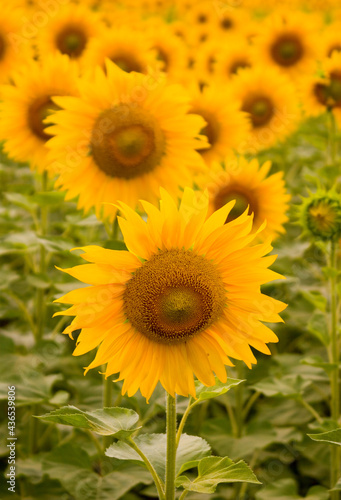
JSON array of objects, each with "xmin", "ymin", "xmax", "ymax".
[{"xmin": 5, "ymin": 0, "xmax": 340, "ymax": 399}]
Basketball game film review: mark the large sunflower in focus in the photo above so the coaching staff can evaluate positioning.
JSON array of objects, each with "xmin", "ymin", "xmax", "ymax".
[
  {"xmin": 55, "ymin": 188, "xmax": 286, "ymax": 401},
  {"xmin": 0, "ymin": 6, "xmax": 33, "ymax": 84},
  {"xmin": 232, "ymin": 66, "xmax": 300, "ymax": 152},
  {"xmin": 35, "ymin": 4, "xmax": 104, "ymax": 62},
  {"xmin": 0, "ymin": 54, "xmax": 78, "ymax": 173},
  {"xmin": 81, "ymin": 28, "xmax": 159, "ymax": 76},
  {"xmin": 46, "ymin": 61, "xmax": 207, "ymax": 220},
  {"xmin": 253, "ymin": 11, "xmax": 320, "ymax": 79},
  {"xmin": 197, "ymin": 157, "xmax": 290, "ymax": 241},
  {"xmin": 189, "ymin": 84, "xmax": 250, "ymax": 163}
]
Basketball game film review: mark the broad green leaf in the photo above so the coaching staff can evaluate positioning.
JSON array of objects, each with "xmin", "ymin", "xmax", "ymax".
[
  {"xmin": 43, "ymin": 444, "xmax": 151, "ymax": 500},
  {"xmin": 175, "ymin": 456, "xmax": 260, "ymax": 493},
  {"xmin": 31, "ymin": 191, "xmax": 65, "ymax": 206},
  {"xmin": 255, "ymin": 478, "xmax": 329, "ymax": 500},
  {"xmin": 301, "ymin": 290, "xmax": 327, "ymax": 312},
  {"xmin": 0, "ymin": 371, "xmax": 61, "ymax": 407},
  {"xmin": 301, "ymin": 356, "xmax": 339, "ymax": 375},
  {"xmin": 251, "ymin": 375, "xmax": 310, "ymax": 398},
  {"xmin": 106, "ymin": 433, "xmax": 211, "ymax": 480},
  {"xmin": 37, "ymin": 405, "xmax": 140, "ymax": 438},
  {"xmin": 308, "ymin": 428, "xmax": 341, "ymax": 446},
  {"xmin": 3, "ymin": 192, "xmax": 36, "ymax": 212},
  {"xmin": 307, "ymin": 312, "xmax": 329, "ymax": 346},
  {"xmin": 195, "ymin": 377, "xmax": 244, "ymax": 402}
]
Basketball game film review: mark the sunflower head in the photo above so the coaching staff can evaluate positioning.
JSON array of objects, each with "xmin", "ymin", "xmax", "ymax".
[
  {"xmin": 298, "ymin": 191, "xmax": 341, "ymax": 241},
  {"xmin": 55, "ymin": 187, "xmax": 286, "ymax": 401}
]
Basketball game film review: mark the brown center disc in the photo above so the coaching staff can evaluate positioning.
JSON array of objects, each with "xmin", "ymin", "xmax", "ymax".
[
  {"xmin": 56, "ymin": 25, "xmax": 87, "ymax": 57},
  {"xmin": 91, "ymin": 105, "xmax": 165, "ymax": 179},
  {"xmin": 27, "ymin": 96, "xmax": 59, "ymax": 141},
  {"xmin": 270, "ymin": 33, "xmax": 304, "ymax": 67},
  {"xmin": 242, "ymin": 95, "xmax": 274, "ymax": 128},
  {"xmin": 124, "ymin": 249, "xmax": 226, "ymax": 344},
  {"xmin": 214, "ymin": 183, "xmax": 259, "ymax": 222}
]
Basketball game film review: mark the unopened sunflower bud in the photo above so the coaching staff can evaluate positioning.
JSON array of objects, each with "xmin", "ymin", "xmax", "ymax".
[{"xmin": 299, "ymin": 192, "xmax": 341, "ymax": 241}]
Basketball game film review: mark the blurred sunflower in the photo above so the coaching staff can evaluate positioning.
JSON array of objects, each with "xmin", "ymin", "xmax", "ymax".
[
  {"xmin": 145, "ymin": 21, "xmax": 189, "ymax": 81},
  {"xmin": 194, "ymin": 39, "xmax": 222, "ymax": 84},
  {"xmin": 35, "ymin": 4, "xmax": 104, "ymax": 62},
  {"xmin": 0, "ymin": 6, "xmax": 33, "ymax": 84},
  {"xmin": 252, "ymin": 10, "xmax": 320, "ymax": 79},
  {"xmin": 0, "ymin": 54, "xmax": 78, "ymax": 173},
  {"xmin": 197, "ymin": 157, "xmax": 290, "ymax": 240},
  {"xmin": 189, "ymin": 84, "xmax": 250, "ymax": 163},
  {"xmin": 214, "ymin": 35, "xmax": 253, "ymax": 81},
  {"xmin": 232, "ymin": 66, "xmax": 300, "ymax": 152},
  {"xmin": 55, "ymin": 188, "xmax": 286, "ymax": 401},
  {"xmin": 46, "ymin": 61, "xmax": 207, "ymax": 220},
  {"xmin": 81, "ymin": 28, "xmax": 159, "ymax": 76},
  {"xmin": 300, "ymin": 52, "xmax": 341, "ymax": 122},
  {"xmin": 321, "ymin": 21, "xmax": 341, "ymax": 59}
]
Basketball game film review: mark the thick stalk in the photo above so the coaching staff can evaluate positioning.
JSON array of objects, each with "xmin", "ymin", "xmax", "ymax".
[
  {"xmin": 329, "ymin": 241, "xmax": 340, "ymax": 498},
  {"xmin": 328, "ymin": 110, "xmax": 337, "ymax": 166},
  {"xmin": 36, "ymin": 171, "xmax": 49, "ymax": 343},
  {"xmin": 165, "ymin": 394, "xmax": 177, "ymax": 500},
  {"xmin": 127, "ymin": 438, "xmax": 165, "ymax": 500},
  {"xmin": 103, "ymin": 375, "xmax": 113, "ymax": 451}
]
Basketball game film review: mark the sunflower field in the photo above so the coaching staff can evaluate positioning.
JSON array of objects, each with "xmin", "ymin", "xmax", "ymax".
[{"xmin": 0, "ymin": 0, "xmax": 341, "ymax": 499}]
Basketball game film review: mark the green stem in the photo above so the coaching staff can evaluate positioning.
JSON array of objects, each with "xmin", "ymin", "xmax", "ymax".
[
  {"xmin": 300, "ymin": 398, "xmax": 323, "ymax": 424},
  {"xmin": 329, "ymin": 241, "xmax": 340, "ymax": 497},
  {"xmin": 176, "ymin": 399, "xmax": 196, "ymax": 448},
  {"xmin": 224, "ymin": 396, "xmax": 239, "ymax": 438},
  {"xmin": 242, "ymin": 391, "xmax": 261, "ymax": 422},
  {"xmin": 235, "ymin": 362, "xmax": 244, "ymax": 438},
  {"xmin": 29, "ymin": 405, "xmax": 39, "ymax": 454},
  {"xmin": 165, "ymin": 393, "xmax": 177, "ymax": 500},
  {"xmin": 179, "ymin": 490, "xmax": 189, "ymax": 500},
  {"xmin": 36, "ymin": 171, "xmax": 49, "ymax": 343},
  {"xmin": 126, "ymin": 438, "xmax": 165, "ymax": 500},
  {"xmin": 103, "ymin": 375, "xmax": 113, "ymax": 451},
  {"xmin": 328, "ymin": 110, "xmax": 338, "ymax": 166}
]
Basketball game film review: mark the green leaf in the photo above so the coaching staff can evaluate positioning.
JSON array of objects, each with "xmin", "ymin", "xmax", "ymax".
[
  {"xmin": 301, "ymin": 290, "xmax": 327, "ymax": 312},
  {"xmin": 251, "ymin": 375, "xmax": 310, "ymax": 398},
  {"xmin": 31, "ymin": 191, "xmax": 65, "ymax": 206},
  {"xmin": 106, "ymin": 433, "xmax": 211, "ymax": 480},
  {"xmin": 3, "ymin": 192, "xmax": 36, "ymax": 212},
  {"xmin": 301, "ymin": 356, "xmax": 338, "ymax": 374},
  {"xmin": 37, "ymin": 405, "xmax": 140, "ymax": 438},
  {"xmin": 195, "ymin": 377, "xmax": 244, "ymax": 402},
  {"xmin": 307, "ymin": 312, "xmax": 329, "ymax": 346},
  {"xmin": 0, "ymin": 371, "xmax": 61, "ymax": 406},
  {"xmin": 43, "ymin": 444, "xmax": 151, "ymax": 500},
  {"xmin": 308, "ymin": 428, "xmax": 341, "ymax": 446},
  {"xmin": 175, "ymin": 456, "xmax": 260, "ymax": 493},
  {"xmin": 255, "ymin": 478, "xmax": 329, "ymax": 500}
]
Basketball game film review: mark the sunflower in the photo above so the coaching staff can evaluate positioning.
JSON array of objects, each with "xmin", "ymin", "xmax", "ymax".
[
  {"xmin": 80, "ymin": 27, "xmax": 160, "ymax": 76},
  {"xmin": 0, "ymin": 6, "xmax": 34, "ymax": 85},
  {"xmin": 0, "ymin": 54, "xmax": 79, "ymax": 173},
  {"xmin": 252, "ymin": 10, "xmax": 321, "ymax": 79},
  {"xmin": 193, "ymin": 39, "xmax": 222, "ymax": 85},
  {"xmin": 144, "ymin": 21, "xmax": 189, "ymax": 81},
  {"xmin": 300, "ymin": 52, "xmax": 341, "ymax": 123},
  {"xmin": 321, "ymin": 21, "xmax": 341, "ymax": 59},
  {"xmin": 35, "ymin": 4, "xmax": 104, "ymax": 62},
  {"xmin": 55, "ymin": 187, "xmax": 286, "ymax": 401},
  {"xmin": 232, "ymin": 66, "xmax": 300, "ymax": 152},
  {"xmin": 196, "ymin": 157, "xmax": 291, "ymax": 241},
  {"xmin": 46, "ymin": 61, "xmax": 207, "ymax": 221},
  {"xmin": 214, "ymin": 35, "xmax": 253, "ymax": 81},
  {"xmin": 189, "ymin": 83, "xmax": 250, "ymax": 164}
]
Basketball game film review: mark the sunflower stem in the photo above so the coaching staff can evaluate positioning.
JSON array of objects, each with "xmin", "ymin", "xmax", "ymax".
[
  {"xmin": 126, "ymin": 438, "xmax": 165, "ymax": 500},
  {"xmin": 165, "ymin": 393, "xmax": 177, "ymax": 500},
  {"xmin": 176, "ymin": 398, "xmax": 196, "ymax": 448},
  {"xmin": 329, "ymin": 240, "xmax": 340, "ymax": 498},
  {"xmin": 103, "ymin": 374, "xmax": 113, "ymax": 451},
  {"xmin": 328, "ymin": 110, "xmax": 338, "ymax": 166},
  {"xmin": 36, "ymin": 170, "xmax": 49, "ymax": 343}
]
